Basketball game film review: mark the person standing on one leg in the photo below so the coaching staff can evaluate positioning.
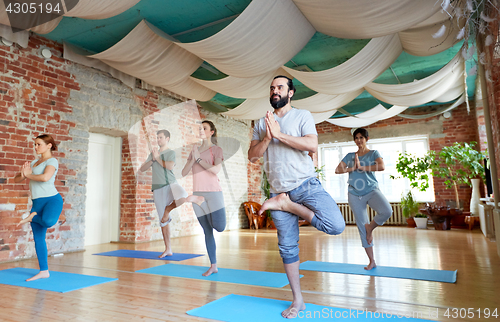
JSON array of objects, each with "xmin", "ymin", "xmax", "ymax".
[
  {"xmin": 335, "ymin": 128, "xmax": 392, "ymax": 270},
  {"xmin": 140, "ymin": 130, "xmax": 188, "ymax": 258},
  {"xmin": 249, "ymin": 76, "xmax": 345, "ymax": 319},
  {"xmin": 182, "ymin": 120, "xmax": 226, "ymax": 277},
  {"xmin": 14, "ymin": 134, "xmax": 64, "ymax": 282}
]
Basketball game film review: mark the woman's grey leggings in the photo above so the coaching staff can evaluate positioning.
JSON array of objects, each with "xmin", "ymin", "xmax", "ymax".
[
  {"xmin": 348, "ymin": 189, "xmax": 392, "ymax": 248},
  {"xmin": 192, "ymin": 191, "xmax": 226, "ymax": 264}
]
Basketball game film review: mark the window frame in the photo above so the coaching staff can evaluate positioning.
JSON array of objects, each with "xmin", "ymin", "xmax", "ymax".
[{"xmin": 318, "ymin": 134, "xmax": 435, "ymax": 203}]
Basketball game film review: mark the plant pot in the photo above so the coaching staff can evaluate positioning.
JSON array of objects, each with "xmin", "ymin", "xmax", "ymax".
[
  {"xmin": 470, "ymin": 178, "xmax": 481, "ymax": 215},
  {"xmin": 414, "ymin": 217, "xmax": 428, "ymax": 229},
  {"xmin": 406, "ymin": 217, "xmax": 416, "ymax": 228}
]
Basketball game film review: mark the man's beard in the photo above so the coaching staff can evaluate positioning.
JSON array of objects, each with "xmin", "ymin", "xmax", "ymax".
[{"xmin": 270, "ymin": 95, "xmax": 289, "ymax": 109}]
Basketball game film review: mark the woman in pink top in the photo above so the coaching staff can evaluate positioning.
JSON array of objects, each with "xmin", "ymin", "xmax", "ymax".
[{"xmin": 182, "ymin": 120, "xmax": 226, "ymax": 276}]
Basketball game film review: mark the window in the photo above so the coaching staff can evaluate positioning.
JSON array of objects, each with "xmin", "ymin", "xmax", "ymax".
[{"xmin": 318, "ymin": 135, "xmax": 435, "ymax": 203}]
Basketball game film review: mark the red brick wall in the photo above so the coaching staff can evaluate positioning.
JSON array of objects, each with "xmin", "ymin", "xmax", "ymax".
[
  {"xmin": 120, "ymin": 96, "xmax": 210, "ymax": 242},
  {"xmin": 0, "ymin": 35, "xmax": 76, "ymax": 260},
  {"xmin": 316, "ymin": 102, "xmax": 480, "ymax": 210},
  {"xmin": 0, "ymin": 32, "xmax": 254, "ymax": 262},
  {"xmin": 247, "ymin": 121, "xmax": 263, "ymax": 202}
]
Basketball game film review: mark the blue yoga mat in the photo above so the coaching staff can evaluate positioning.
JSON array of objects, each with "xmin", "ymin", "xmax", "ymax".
[
  {"xmin": 93, "ymin": 249, "xmax": 203, "ymax": 261},
  {"xmin": 187, "ymin": 294, "xmax": 435, "ymax": 321},
  {"xmin": 0, "ymin": 267, "xmax": 118, "ymax": 293},
  {"xmin": 137, "ymin": 264, "xmax": 300, "ymax": 288},
  {"xmin": 299, "ymin": 261, "xmax": 457, "ymax": 283}
]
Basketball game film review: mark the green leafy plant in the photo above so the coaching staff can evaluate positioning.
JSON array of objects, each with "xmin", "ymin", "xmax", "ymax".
[
  {"xmin": 400, "ymin": 191, "xmax": 421, "ymax": 218},
  {"xmin": 391, "ymin": 142, "xmax": 487, "ymax": 208},
  {"xmin": 261, "ymin": 170, "xmax": 272, "ymax": 219},
  {"xmin": 315, "ymin": 165, "xmax": 326, "ymax": 181},
  {"xmin": 414, "ymin": 213, "xmax": 428, "ymax": 218}
]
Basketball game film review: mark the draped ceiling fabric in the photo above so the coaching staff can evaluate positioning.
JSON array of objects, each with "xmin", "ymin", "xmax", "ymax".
[
  {"xmin": 13, "ymin": 0, "xmax": 469, "ymax": 127},
  {"xmin": 327, "ymin": 105, "xmax": 409, "ymax": 128},
  {"xmin": 0, "ymin": 23, "xmax": 29, "ymax": 47},
  {"xmin": 192, "ymin": 68, "xmax": 291, "ymax": 99},
  {"xmin": 0, "ymin": 0, "xmax": 140, "ymax": 35},
  {"xmin": 175, "ymin": 0, "xmax": 315, "ymax": 78},
  {"xmin": 89, "ymin": 20, "xmax": 214, "ymax": 101},
  {"xmin": 399, "ymin": 11, "xmax": 465, "ymax": 56},
  {"xmin": 63, "ymin": 42, "xmax": 136, "ymax": 88},
  {"xmin": 223, "ymin": 89, "xmax": 363, "ymax": 121},
  {"xmin": 283, "ymin": 35, "xmax": 403, "ymax": 95},
  {"xmin": 365, "ymin": 53, "xmax": 464, "ymax": 106},
  {"xmin": 398, "ymin": 94, "xmax": 466, "ymax": 119},
  {"xmin": 292, "ymin": 0, "xmax": 441, "ymax": 39},
  {"xmin": 222, "ymin": 97, "xmax": 272, "ymax": 119}
]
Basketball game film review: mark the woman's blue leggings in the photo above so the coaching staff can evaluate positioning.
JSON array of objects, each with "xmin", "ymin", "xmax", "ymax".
[
  {"xmin": 192, "ymin": 191, "xmax": 226, "ymax": 264},
  {"xmin": 29, "ymin": 194, "xmax": 63, "ymax": 271}
]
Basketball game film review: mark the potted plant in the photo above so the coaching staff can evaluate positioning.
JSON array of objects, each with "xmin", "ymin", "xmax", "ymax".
[
  {"xmin": 261, "ymin": 171, "xmax": 275, "ymax": 229},
  {"xmin": 400, "ymin": 191, "xmax": 420, "ymax": 228},
  {"xmin": 315, "ymin": 165, "xmax": 326, "ymax": 181},
  {"xmin": 414, "ymin": 213, "xmax": 429, "ymax": 229},
  {"xmin": 391, "ymin": 142, "xmax": 486, "ymax": 211}
]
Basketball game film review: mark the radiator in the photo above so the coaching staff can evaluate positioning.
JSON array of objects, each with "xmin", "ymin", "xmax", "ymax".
[{"xmin": 337, "ymin": 203, "xmax": 405, "ymax": 225}]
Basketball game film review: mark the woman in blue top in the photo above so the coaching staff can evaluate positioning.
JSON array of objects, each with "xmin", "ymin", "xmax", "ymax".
[
  {"xmin": 14, "ymin": 134, "xmax": 64, "ymax": 281},
  {"xmin": 335, "ymin": 128, "xmax": 392, "ymax": 270}
]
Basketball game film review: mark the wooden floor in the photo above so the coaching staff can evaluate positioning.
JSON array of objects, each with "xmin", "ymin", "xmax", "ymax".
[{"xmin": 0, "ymin": 225, "xmax": 499, "ymax": 321}]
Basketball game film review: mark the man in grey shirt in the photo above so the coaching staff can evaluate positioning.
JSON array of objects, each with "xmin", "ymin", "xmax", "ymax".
[{"xmin": 248, "ymin": 76, "xmax": 345, "ymax": 318}]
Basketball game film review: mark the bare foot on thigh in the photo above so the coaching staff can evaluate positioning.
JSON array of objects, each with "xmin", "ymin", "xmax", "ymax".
[
  {"xmin": 202, "ymin": 264, "xmax": 218, "ymax": 277},
  {"xmin": 161, "ymin": 212, "xmax": 171, "ymax": 226},
  {"xmin": 258, "ymin": 193, "xmax": 290, "ymax": 216},
  {"xmin": 364, "ymin": 261, "xmax": 377, "ymax": 270},
  {"xmin": 282, "ymin": 302, "xmax": 306, "ymax": 319},
  {"xmin": 365, "ymin": 223, "xmax": 374, "ymax": 245},
  {"xmin": 159, "ymin": 249, "xmax": 173, "ymax": 258},
  {"xmin": 18, "ymin": 212, "xmax": 36, "ymax": 227},
  {"xmin": 26, "ymin": 270, "xmax": 49, "ymax": 282},
  {"xmin": 187, "ymin": 195, "xmax": 205, "ymax": 206}
]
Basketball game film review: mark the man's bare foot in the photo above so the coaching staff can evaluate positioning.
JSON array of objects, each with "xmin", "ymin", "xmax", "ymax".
[
  {"xmin": 282, "ymin": 302, "xmax": 306, "ymax": 319},
  {"xmin": 365, "ymin": 223, "xmax": 374, "ymax": 245},
  {"xmin": 364, "ymin": 261, "xmax": 377, "ymax": 270},
  {"xmin": 258, "ymin": 193, "xmax": 290, "ymax": 216},
  {"xmin": 26, "ymin": 270, "xmax": 49, "ymax": 282},
  {"xmin": 158, "ymin": 250, "xmax": 173, "ymax": 258},
  {"xmin": 160, "ymin": 212, "xmax": 171, "ymax": 226},
  {"xmin": 202, "ymin": 265, "xmax": 218, "ymax": 277},
  {"xmin": 18, "ymin": 212, "xmax": 36, "ymax": 227},
  {"xmin": 187, "ymin": 195, "xmax": 205, "ymax": 206}
]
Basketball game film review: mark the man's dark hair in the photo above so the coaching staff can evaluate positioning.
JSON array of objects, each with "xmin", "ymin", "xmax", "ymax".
[
  {"xmin": 273, "ymin": 75, "xmax": 296, "ymax": 95},
  {"xmin": 353, "ymin": 128, "xmax": 369, "ymax": 140},
  {"xmin": 157, "ymin": 129, "xmax": 171, "ymax": 138}
]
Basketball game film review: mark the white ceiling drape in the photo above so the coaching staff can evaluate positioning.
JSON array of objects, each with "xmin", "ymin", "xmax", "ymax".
[
  {"xmin": 223, "ymin": 89, "xmax": 363, "ymax": 121},
  {"xmin": 191, "ymin": 68, "xmax": 291, "ymax": 99},
  {"xmin": 175, "ymin": 0, "xmax": 315, "ymax": 78},
  {"xmin": 222, "ymin": 97, "xmax": 272, "ymax": 119},
  {"xmin": 63, "ymin": 42, "xmax": 136, "ymax": 88},
  {"xmin": 0, "ymin": 0, "xmax": 140, "ymax": 35},
  {"xmin": 327, "ymin": 104, "xmax": 409, "ymax": 127},
  {"xmin": 282, "ymin": 35, "xmax": 402, "ymax": 95},
  {"xmin": 88, "ymin": 20, "xmax": 215, "ymax": 101},
  {"xmin": 365, "ymin": 53, "xmax": 464, "ymax": 106},
  {"xmin": 399, "ymin": 12, "xmax": 465, "ymax": 56},
  {"xmin": 398, "ymin": 94, "xmax": 465, "ymax": 119},
  {"xmin": 62, "ymin": 0, "xmax": 141, "ymax": 20},
  {"xmin": 292, "ymin": 90, "xmax": 363, "ymax": 113},
  {"xmin": 40, "ymin": 0, "xmax": 470, "ymax": 126},
  {"xmin": 292, "ymin": 0, "xmax": 441, "ymax": 39}
]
